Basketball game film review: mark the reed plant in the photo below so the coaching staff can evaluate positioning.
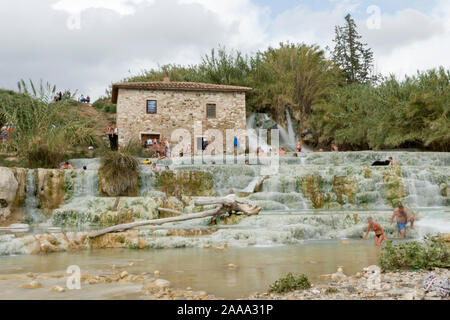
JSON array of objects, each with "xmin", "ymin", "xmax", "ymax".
[{"xmin": 0, "ymin": 80, "xmax": 96, "ymax": 168}]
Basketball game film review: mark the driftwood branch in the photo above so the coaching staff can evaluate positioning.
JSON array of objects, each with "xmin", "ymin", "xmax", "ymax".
[
  {"xmin": 195, "ymin": 196, "xmax": 261, "ymax": 216},
  {"xmin": 89, "ymin": 207, "xmax": 224, "ymax": 238},
  {"xmin": 253, "ymin": 175, "xmax": 270, "ymax": 193},
  {"xmin": 88, "ymin": 197, "xmax": 261, "ymax": 239},
  {"xmin": 157, "ymin": 208, "xmax": 185, "ymax": 216}
]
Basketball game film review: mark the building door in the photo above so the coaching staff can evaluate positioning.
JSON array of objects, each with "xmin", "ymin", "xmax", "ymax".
[{"xmin": 141, "ymin": 134, "xmax": 160, "ymax": 147}]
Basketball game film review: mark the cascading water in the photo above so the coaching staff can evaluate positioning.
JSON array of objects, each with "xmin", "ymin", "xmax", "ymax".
[
  {"xmin": 72, "ymin": 169, "xmax": 99, "ymax": 198},
  {"xmin": 1, "ymin": 151, "xmax": 448, "ymax": 256},
  {"xmin": 248, "ymin": 111, "xmax": 313, "ymax": 153},
  {"xmin": 283, "ymin": 109, "xmax": 298, "ymax": 151},
  {"xmin": 402, "ymin": 167, "xmax": 445, "ymax": 208},
  {"xmin": 246, "ymin": 114, "xmax": 271, "ymax": 153}
]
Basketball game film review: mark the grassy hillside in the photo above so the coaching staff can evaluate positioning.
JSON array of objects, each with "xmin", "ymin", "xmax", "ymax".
[{"xmin": 0, "ymin": 87, "xmax": 116, "ymax": 168}]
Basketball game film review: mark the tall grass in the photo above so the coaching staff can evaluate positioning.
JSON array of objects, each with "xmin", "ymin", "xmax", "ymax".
[
  {"xmin": 0, "ymin": 80, "xmax": 96, "ymax": 168},
  {"xmin": 99, "ymin": 145, "xmax": 139, "ymax": 196}
]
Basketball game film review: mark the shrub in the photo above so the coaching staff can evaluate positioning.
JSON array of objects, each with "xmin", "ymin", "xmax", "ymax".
[
  {"xmin": 325, "ymin": 287, "xmax": 339, "ymax": 295},
  {"xmin": 92, "ymin": 98, "xmax": 116, "ymax": 114},
  {"xmin": 99, "ymin": 150, "xmax": 139, "ymax": 196},
  {"xmin": 268, "ymin": 273, "xmax": 311, "ymax": 294},
  {"xmin": 378, "ymin": 234, "xmax": 450, "ymax": 272},
  {"xmin": 25, "ymin": 139, "xmax": 66, "ymax": 168},
  {"xmin": 122, "ymin": 139, "xmax": 149, "ymax": 158}
]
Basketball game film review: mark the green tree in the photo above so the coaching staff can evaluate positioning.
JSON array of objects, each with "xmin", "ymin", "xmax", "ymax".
[
  {"xmin": 250, "ymin": 42, "xmax": 341, "ymax": 123},
  {"xmin": 332, "ymin": 14, "xmax": 376, "ymax": 84},
  {"xmin": 309, "ymin": 67, "xmax": 450, "ymax": 151}
]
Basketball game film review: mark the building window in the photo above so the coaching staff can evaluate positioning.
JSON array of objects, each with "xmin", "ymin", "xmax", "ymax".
[
  {"xmin": 206, "ymin": 104, "xmax": 216, "ymax": 119},
  {"xmin": 147, "ymin": 100, "xmax": 157, "ymax": 114}
]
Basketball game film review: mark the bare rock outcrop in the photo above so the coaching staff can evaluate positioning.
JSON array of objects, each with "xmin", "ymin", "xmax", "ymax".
[{"xmin": 0, "ymin": 167, "xmax": 19, "ymax": 221}]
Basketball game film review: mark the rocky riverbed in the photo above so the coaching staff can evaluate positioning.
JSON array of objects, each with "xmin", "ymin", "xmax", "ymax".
[
  {"xmin": 250, "ymin": 266, "xmax": 450, "ymax": 300},
  {"xmin": 1, "ymin": 263, "xmax": 448, "ymax": 300},
  {"xmin": 0, "ymin": 267, "xmax": 221, "ymax": 300}
]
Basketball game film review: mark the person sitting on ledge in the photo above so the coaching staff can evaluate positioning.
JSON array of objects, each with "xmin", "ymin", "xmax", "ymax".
[
  {"xmin": 361, "ymin": 217, "xmax": 386, "ymax": 246},
  {"xmin": 372, "ymin": 157, "xmax": 397, "ymax": 167},
  {"xmin": 331, "ymin": 143, "xmax": 339, "ymax": 152},
  {"xmin": 388, "ymin": 157, "xmax": 397, "ymax": 166},
  {"xmin": 256, "ymin": 147, "xmax": 265, "ymax": 157},
  {"xmin": 60, "ymin": 161, "xmax": 73, "ymax": 170}
]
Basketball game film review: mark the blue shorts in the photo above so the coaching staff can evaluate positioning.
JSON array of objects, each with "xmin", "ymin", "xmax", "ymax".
[{"xmin": 397, "ymin": 222, "xmax": 407, "ymax": 231}]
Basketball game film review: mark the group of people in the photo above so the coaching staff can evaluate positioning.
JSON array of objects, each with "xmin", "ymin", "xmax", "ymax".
[
  {"xmin": 141, "ymin": 159, "xmax": 170, "ymax": 172},
  {"xmin": 362, "ymin": 205, "xmax": 415, "ymax": 246},
  {"xmin": 53, "ymin": 91, "xmax": 71, "ymax": 102},
  {"xmin": 145, "ymin": 138, "xmax": 170, "ymax": 159},
  {"xmin": 79, "ymin": 95, "xmax": 91, "ymax": 103}
]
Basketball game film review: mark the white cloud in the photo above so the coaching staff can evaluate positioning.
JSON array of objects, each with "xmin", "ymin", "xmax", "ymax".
[
  {"xmin": 368, "ymin": 2, "xmax": 450, "ymax": 77},
  {"xmin": 51, "ymin": 0, "xmax": 154, "ymax": 15},
  {"xmin": 177, "ymin": 0, "xmax": 271, "ymax": 50},
  {"xmin": 0, "ymin": 0, "xmax": 448, "ymax": 99}
]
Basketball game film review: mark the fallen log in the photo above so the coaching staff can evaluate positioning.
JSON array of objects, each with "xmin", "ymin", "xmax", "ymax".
[
  {"xmin": 89, "ymin": 207, "xmax": 224, "ymax": 238},
  {"xmin": 88, "ymin": 198, "xmax": 261, "ymax": 238},
  {"xmin": 195, "ymin": 195, "xmax": 261, "ymax": 216}
]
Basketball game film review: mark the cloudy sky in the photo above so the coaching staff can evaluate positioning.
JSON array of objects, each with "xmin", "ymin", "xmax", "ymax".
[{"xmin": 0, "ymin": 0, "xmax": 449, "ymax": 99}]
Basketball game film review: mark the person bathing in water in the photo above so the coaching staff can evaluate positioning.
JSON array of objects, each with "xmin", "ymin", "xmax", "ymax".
[
  {"xmin": 372, "ymin": 157, "xmax": 397, "ymax": 166},
  {"xmin": 390, "ymin": 205, "xmax": 415, "ymax": 239},
  {"xmin": 361, "ymin": 217, "xmax": 386, "ymax": 246}
]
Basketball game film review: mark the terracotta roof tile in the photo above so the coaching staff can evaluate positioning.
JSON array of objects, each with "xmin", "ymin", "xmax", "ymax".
[{"xmin": 111, "ymin": 81, "xmax": 252, "ymax": 103}]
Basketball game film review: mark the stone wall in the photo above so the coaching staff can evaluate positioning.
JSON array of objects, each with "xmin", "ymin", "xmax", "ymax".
[{"xmin": 116, "ymin": 89, "xmax": 247, "ymax": 153}]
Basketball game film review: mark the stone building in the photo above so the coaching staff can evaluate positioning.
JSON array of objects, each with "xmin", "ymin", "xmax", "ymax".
[{"xmin": 112, "ymin": 80, "xmax": 251, "ymax": 154}]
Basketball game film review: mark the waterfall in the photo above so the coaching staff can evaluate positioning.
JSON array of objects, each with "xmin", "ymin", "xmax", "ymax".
[
  {"xmin": 415, "ymin": 209, "xmax": 450, "ymax": 237},
  {"xmin": 284, "ymin": 109, "xmax": 298, "ymax": 151},
  {"xmin": 246, "ymin": 114, "xmax": 271, "ymax": 153},
  {"xmin": 248, "ymin": 110, "xmax": 313, "ymax": 153},
  {"xmin": 73, "ymin": 169, "xmax": 99, "ymax": 198},
  {"xmin": 9, "ymin": 151, "xmax": 447, "ymax": 244},
  {"xmin": 402, "ymin": 168, "xmax": 445, "ymax": 208},
  {"xmin": 24, "ymin": 170, "xmax": 45, "ymax": 224}
]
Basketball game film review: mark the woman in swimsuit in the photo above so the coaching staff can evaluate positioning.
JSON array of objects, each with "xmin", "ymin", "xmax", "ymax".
[{"xmin": 362, "ymin": 217, "xmax": 386, "ymax": 246}]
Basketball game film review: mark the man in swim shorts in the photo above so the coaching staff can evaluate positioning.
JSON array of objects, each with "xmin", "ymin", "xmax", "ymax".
[
  {"xmin": 362, "ymin": 217, "xmax": 386, "ymax": 246},
  {"xmin": 390, "ymin": 205, "xmax": 414, "ymax": 238}
]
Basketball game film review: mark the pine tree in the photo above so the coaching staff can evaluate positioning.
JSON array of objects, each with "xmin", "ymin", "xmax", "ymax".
[{"xmin": 332, "ymin": 14, "xmax": 376, "ymax": 84}]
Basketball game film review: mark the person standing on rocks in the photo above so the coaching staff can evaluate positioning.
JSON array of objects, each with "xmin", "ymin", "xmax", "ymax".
[
  {"xmin": 361, "ymin": 217, "xmax": 386, "ymax": 246},
  {"xmin": 390, "ymin": 205, "xmax": 414, "ymax": 239}
]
